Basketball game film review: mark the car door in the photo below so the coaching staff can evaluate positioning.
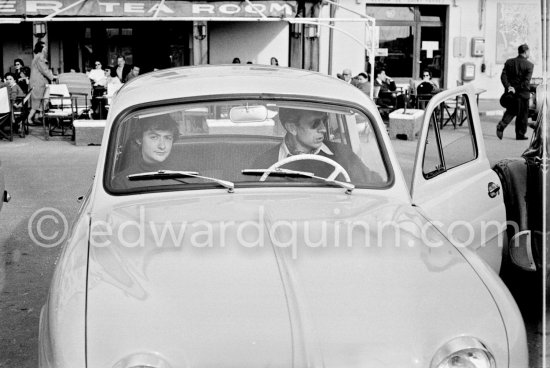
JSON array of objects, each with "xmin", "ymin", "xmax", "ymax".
[{"xmin": 410, "ymin": 85, "xmax": 506, "ymax": 273}]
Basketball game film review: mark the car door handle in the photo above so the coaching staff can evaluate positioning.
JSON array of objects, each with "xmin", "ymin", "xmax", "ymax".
[{"xmin": 488, "ymin": 182, "xmax": 500, "ymax": 198}]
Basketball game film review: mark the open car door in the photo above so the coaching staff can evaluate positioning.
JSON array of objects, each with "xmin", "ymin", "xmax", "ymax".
[{"xmin": 410, "ymin": 84, "xmax": 506, "ymax": 273}]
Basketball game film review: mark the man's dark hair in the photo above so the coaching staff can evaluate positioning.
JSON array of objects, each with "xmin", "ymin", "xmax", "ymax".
[
  {"xmin": 518, "ymin": 44, "xmax": 529, "ymax": 54},
  {"xmin": 117, "ymin": 55, "xmax": 126, "ymax": 61},
  {"xmin": 14, "ymin": 58, "xmax": 24, "ymax": 67},
  {"xmin": 422, "ymin": 69, "xmax": 432, "ymax": 78},
  {"xmin": 135, "ymin": 114, "xmax": 180, "ymax": 141},
  {"xmin": 33, "ymin": 42, "xmax": 45, "ymax": 54},
  {"xmin": 357, "ymin": 72, "xmax": 368, "ymax": 79},
  {"xmin": 374, "ymin": 67, "xmax": 385, "ymax": 78},
  {"xmin": 278, "ymin": 107, "xmax": 327, "ymax": 129}
]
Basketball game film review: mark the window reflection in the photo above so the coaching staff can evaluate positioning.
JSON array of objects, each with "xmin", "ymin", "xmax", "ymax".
[{"xmin": 377, "ymin": 26, "xmax": 414, "ymax": 78}]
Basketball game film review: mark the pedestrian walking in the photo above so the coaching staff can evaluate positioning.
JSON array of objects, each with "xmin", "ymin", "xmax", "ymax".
[
  {"xmin": 28, "ymin": 41, "xmax": 56, "ymax": 126},
  {"xmin": 496, "ymin": 44, "xmax": 534, "ymax": 140}
]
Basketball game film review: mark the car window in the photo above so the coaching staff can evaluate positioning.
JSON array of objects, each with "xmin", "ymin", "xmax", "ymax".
[
  {"xmin": 422, "ymin": 93, "xmax": 477, "ymax": 179},
  {"xmin": 105, "ymin": 100, "xmax": 390, "ymax": 193}
]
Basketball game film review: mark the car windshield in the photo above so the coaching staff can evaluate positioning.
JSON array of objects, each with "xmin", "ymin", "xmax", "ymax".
[{"xmin": 105, "ymin": 99, "xmax": 390, "ymax": 193}]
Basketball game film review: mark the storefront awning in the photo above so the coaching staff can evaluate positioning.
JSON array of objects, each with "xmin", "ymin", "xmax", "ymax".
[{"xmin": 0, "ymin": 0, "xmax": 299, "ymax": 19}]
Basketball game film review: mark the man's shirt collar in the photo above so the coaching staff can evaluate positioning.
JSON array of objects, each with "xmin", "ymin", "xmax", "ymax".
[{"xmin": 278, "ymin": 141, "xmax": 334, "ymax": 161}]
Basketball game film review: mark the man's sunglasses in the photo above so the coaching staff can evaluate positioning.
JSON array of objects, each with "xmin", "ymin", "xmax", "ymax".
[{"xmin": 309, "ymin": 117, "xmax": 328, "ymax": 129}]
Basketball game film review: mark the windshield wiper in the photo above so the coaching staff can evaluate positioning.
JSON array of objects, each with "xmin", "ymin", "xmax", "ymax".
[
  {"xmin": 128, "ymin": 170, "xmax": 235, "ymax": 193},
  {"xmin": 242, "ymin": 168, "xmax": 354, "ymax": 194}
]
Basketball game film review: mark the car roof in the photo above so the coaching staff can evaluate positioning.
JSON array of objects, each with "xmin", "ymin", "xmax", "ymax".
[{"xmin": 108, "ymin": 65, "xmax": 375, "ymax": 118}]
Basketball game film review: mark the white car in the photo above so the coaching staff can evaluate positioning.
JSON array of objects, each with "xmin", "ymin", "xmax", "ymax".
[{"xmin": 39, "ymin": 65, "xmax": 527, "ymax": 368}]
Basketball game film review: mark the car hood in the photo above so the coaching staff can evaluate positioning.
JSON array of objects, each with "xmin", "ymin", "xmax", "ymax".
[{"xmin": 87, "ymin": 191, "xmax": 506, "ymax": 368}]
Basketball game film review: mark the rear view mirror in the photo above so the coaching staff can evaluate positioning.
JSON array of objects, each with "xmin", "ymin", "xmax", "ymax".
[{"xmin": 229, "ymin": 105, "xmax": 268, "ymax": 123}]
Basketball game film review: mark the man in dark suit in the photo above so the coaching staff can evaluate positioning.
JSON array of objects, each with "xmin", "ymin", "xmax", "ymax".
[
  {"xmin": 115, "ymin": 55, "xmax": 132, "ymax": 83},
  {"xmin": 497, "ymin": 44, "xmax": 534, "ymax": 140},
  {"xmin": 252, "ymin": 108, "xmax": 382, "ymax": 184}
]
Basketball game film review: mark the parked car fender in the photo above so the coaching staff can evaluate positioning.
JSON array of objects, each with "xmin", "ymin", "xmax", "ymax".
[
  {"xmin": 450, "ymin": 241, "xmax": 528, "ymax": 367},
  {"xmin": 492, "ymin": 158, "xmax": 541, "ymax": 271}
]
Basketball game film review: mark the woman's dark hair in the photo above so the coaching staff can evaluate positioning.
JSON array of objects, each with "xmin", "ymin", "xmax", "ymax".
[
  {"xmin": 33, "ymin": 42, "xmax": 45, "ymax": 54},
  {"xmin": 4, "ymin": 72, "xmax": 15, "ymax": 80},
  {"xmin": 374, "ymin": 67, "xmax": 385, "ymax": 78},
  {"xmin": 422, "ymin": 69, "xmax": 432, "ymax": 78},
  {"xmin": 134, "ymin": 114, "xmax": 180, "ymax": 142},
  {"xmin": 14, "ymin": 58, "xmax": 24, "ymax": 67},
  {"xmin": 357, "ymin": 72, "xmax": 368, "ymax": 79},
  {"xmin": 232, "ymin": 57, "xmax": 241, "ymax": 64},
  {"xmin": 20, "ymin": 66, "xmax": 30, "ymax": 77}
]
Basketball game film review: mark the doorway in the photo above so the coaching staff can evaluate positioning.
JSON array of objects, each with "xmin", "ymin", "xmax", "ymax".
[{"xmin": 366, "ymin": 5, "xmax": 446, "ymax": 86}]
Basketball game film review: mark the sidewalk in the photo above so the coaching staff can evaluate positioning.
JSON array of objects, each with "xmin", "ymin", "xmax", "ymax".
[{"xmin": 478, "ymin": 99, "xmax": 504, "ymax": 117}]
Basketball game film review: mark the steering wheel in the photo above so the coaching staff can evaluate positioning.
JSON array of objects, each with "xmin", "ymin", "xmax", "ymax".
[{"xmin": 259, "ymin": 154, "xmax": 351, "ymax": 182}]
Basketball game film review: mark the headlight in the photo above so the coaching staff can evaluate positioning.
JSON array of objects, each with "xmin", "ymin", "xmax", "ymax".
[
  {"xmin": 431, "ymin": 337, "xmax": 496, "ymax": 368},
  {"xmin": 112, "ymin": 352, "xmax": 172, "ymax": 368}
]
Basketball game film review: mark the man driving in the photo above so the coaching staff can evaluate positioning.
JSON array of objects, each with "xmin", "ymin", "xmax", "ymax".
[{"xmin": 253, "ymin": 107, "xmax": 378, "ymax": 183}]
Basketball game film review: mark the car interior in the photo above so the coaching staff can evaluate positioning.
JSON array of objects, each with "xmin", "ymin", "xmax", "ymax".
[{"xmin": 108, "ymin": 100, "xmax": 390, "ymax": 190}]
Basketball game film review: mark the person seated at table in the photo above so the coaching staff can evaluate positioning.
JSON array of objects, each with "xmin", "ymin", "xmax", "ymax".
[
  {"xmin": 90, "ymin": 61, "xmax": 107, "ymax": 118},
  {"xmin": 374, "ymin": 67, "xmax": 405, "ymax": 109},
  {"xmin": 416, "ymin": 69, "xmax": 440, "ymax": 95},
  {"xmin": 412, "ymin": 69, "xmax": 440, "ymax": 109},
  {"xmin": 3, "ymin": 72, "xmax": 25, "ymax": 106},
  {"xmin": 354, "ymin": 72, "xmax": 371, "ymax": 96},
  {"xmin": 252, "ymin": 107, "xmax": 381, "ymax": 184},
  {"xmin": 112, "ymin": 114, "xmax": 180, "ymax": 189}
]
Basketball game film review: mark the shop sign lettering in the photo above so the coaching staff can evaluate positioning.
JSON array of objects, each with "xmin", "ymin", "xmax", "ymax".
[
  {"xmin": 367, "ymin": 0, "xmax": 451, "ymax": 3},
  {"xmin": 1, "ymin": 0, "xmax": 296, "ymax": 17}
]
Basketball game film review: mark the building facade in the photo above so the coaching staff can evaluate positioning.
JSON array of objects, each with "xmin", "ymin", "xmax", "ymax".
[
  {"xmin": 0, "ymin": 0, "xmax": 543, "ymax": 99},
  {"xmin": 323, "ymin": 0, "xmax": 543, "ymax": 98}
]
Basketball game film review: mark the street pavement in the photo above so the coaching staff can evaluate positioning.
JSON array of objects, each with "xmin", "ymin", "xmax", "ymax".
[{"xmin": 0, "ymin": 115, "xmax": 546, "ymax": 367}]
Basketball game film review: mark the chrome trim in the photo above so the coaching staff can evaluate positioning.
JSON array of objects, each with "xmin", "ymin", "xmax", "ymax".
[
  {"xmin": 430, "ymin": 336, "xmax": 496, "ymax": 368},
  {"xmin": 112, "ymin": 352, "xmax": 172, "ymax": 368}
]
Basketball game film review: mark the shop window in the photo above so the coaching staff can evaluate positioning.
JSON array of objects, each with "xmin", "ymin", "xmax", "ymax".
[
  {"xmin": 106, "ymin": 28, "xmax": 120, "ymax": 37},
  {"xmin": 378, "ymin": 26, "xmax": 414, "ymax": 78},
  {"xmin": 419, "ymin": 6, "xmax": 444, "ymax": 23},
  {"xmin": 366, "ymin": 6, "xmax": 414, "ymax": 21}
]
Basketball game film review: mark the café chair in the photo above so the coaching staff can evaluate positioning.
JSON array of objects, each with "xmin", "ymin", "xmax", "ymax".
[
  {"xmin": 12, "ymin": 88, "xmax": 32, "ymax": 138},
  {"xmin": 0, "ymin": 87, "xmax": 15, "ymax": 141},
  {"xmin": 57, "ymin": 72, "xmax": 92, "ymax": 119},
  {"xmin": 41, "ymin": 84, "xmax": 76, "ymax": 141},
  {"xmin": 440, "ymin": 81, "xmax": 468, "ymax": 129}
]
